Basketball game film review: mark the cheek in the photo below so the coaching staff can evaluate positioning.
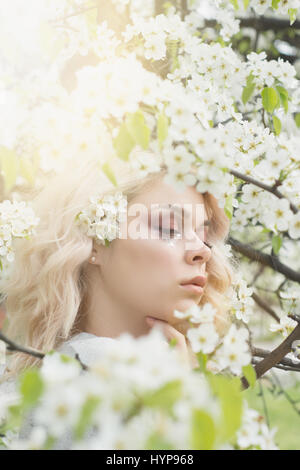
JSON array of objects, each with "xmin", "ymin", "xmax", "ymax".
[
  {"xmin": 107, "ymin": 239, "xmax": 181, "ymax": 294},
  {"xmin": 137, "ymin": 239, "xmax": 181, "ymax": 276}
]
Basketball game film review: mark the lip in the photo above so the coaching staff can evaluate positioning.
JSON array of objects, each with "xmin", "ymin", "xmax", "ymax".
[
  {"xmin": 180, "ymin": 275, "xmax": 207, "ymax": 288},
  {"xmin": 179, "ymin": 284, "xmax": 204, "ymax": 295}
]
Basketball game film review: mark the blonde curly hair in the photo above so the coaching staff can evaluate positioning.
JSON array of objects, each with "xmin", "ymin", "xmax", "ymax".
[{"xmin": 0, "ymin": 153, "xmax": 238, "ymax": 382}]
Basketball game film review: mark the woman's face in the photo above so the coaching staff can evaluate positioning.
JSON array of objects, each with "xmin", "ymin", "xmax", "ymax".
[{"xmin": 97, "ymin": 177, "xmax": 213, "ymax": 329}]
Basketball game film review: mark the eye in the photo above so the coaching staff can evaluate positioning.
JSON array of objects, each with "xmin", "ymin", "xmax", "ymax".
[
  {"xmin": 204, "ymin": 241, "xmax": 213, "ymax": 249},
  {"xmin": 156, "ymin": 225, "xmax": 181, "ymax": 238},
  {"xmin": 196, "ymin": 222, "xmax": 213, "ymax": 248},
  {"xmin": 152, "ymin": 211, "xmax": 182, "ymax": 239}
]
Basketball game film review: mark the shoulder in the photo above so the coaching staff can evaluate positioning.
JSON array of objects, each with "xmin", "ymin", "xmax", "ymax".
[{"xmin": 57, "ymin": 332, "xmax": 117, "ymax": 367}]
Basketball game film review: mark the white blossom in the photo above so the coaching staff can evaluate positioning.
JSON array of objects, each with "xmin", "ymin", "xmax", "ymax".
[
  {"xmin": 187, "ymin": 322, "xmax": 219, "ymax": 354},
  {"xmin": 270, "ymin": 315, "xmax": 297, "ymax": 338}
]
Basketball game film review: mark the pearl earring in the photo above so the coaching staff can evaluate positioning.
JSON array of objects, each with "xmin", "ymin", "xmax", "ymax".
[{"xmin": 91, "ymin": 256, "xmax": 96, "ymax": 263}]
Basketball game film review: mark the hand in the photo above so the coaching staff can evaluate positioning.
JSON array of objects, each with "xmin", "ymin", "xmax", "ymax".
[{"xmin": 145, "ymin": 316, "xmax": 192, "ymax": 369}]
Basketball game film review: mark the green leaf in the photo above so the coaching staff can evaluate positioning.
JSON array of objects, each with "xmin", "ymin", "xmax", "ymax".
[
  {"xmin": 74, "ymin": 396, "xmax": 101, "ymax": 441},
  {"xmin": 262, "ymin": 87, "xmax": 279, "ymax": 114},
  {"xmin": 272, "ymin": 0, "xmax": 280, "ymax": 9},
  {"xmin": 42, "ymin": 435, "xmax": 57, "ymax": 450},
  {"xmin": 242, "ymin": 74, "xmax": 256, "ymax": 105},
  {"xmin": 242, "ymin": 364, "xmax": 256, "ymax": 388},
  {"xmin": 273, "ymin": 115, "xmax": 281, "ymax": 135},
  {"xmin": 224, "ymin": 194, "xmax": 233, "ymax": 221},
  {"xmin": 0, "ymin": 147, "xmax": 18, "ymax": 193},
  {"xmin": 276, "ymin": 85, "xmax": 289, "ymax": 113},
  {"xmin": 125, "ymin": 111, "xmax": 151, "ymax": 150},
  {"xmin": 0, "ymin": 436, "xmax": 8, "ymax": 448},
  {"xmin": 272, "ymin": 234, "xmax": 282, "ymax": 255},
  {"xmin": 19, "ymin": 155, "xmax": 39, "ymax": 186},
  {"xmin": 196, "ymin": 352, "xmax": 207, "ymax": 373},
  {"xmin": 295, "ymin": 113, "xmax": 300, "ymax": 128},
  {"xmin": 157, "ymin": 111, "xmax": 168, "ymax": 150},
  {"xmin": 113, "ymin": 123, "xmax": 135, "ymax": 161},
  {"xmin": 230, "ymin": 0, "xmax": 239, "ymax": 10},
  {"xmin": 18, "ymin": 369, "xmax": 44, "ymax": 410},
  {"xmin": 59, "ymin": 354, "xmax": 78, "ymax": 364},
  {"xmin": 145, "ymin": 432, "xmax": 174, "ymax": 450},
  {"xmin": 4, "ymin": 403, "xmax": 24, "ymax": 431},
  {"xmin": 169, "ymin": 337, "xmax": 178, "ymax": 348},
  {"xmin": 162, "ymin": 1, "xmax": 173, "ymax": 14},
  {"xmin": 288, "ymin": 8, "xmax": 297, "ymax": 25},
  {"xmin": 208, "ymin": 374, "xmax": 243, "ymax": 442},
  {"xmin": 101, "ymin": 161, "xmax": 117, "ymax": 186},
  {"xmin": 190, "ymin": 409, "xmax": 215, "ymax": 450},
  {"xmin": 243, "ymin": 0, "xmax": 250, "ymax": 9},
  {"xmin": 143, "ymin": 380, "xmax": 182, "ymax": 412},
  {"xmin": 238, "ymin": 38, "xmax": 251, "ymax": 54}
]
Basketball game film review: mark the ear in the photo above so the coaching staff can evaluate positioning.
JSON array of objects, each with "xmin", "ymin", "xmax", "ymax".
[{"xmin": 88, "ymin": 241, "xmax": 109, "ymax": 266}]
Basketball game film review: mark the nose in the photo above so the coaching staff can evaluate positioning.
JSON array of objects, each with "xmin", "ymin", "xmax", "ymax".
[{"xmin": 184, "ymin": 234, "xmax": 212, "ymax": 265}]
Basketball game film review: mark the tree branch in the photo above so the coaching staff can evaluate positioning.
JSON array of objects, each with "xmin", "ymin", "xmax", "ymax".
[
  {"xmin": 230, "ymin": 169, "xmax": 298, "ymax": 215},
  {"xmin": 252, "ymin": 292, "xmax": 280, "ymax": 322},
  {"xmin": 180, "ymin": 0, "xmax": 188, "ymax": 19},
  {"xmin": 252, "ymin": 346, "xmax": 300, "ymax": 369},
  {"xmin": 0, "ymin": 331, "xmax": 88, "ymax": 371},
  {"xmin": 0, "ymin": 331, "xmax": 44, "ymax": 360},
  {"xmin": 50, "ymin": 3, "xmax": 98, "ymax": 24},
  {"xmin": 228, "ymin": 237, "xmax": 300, "ymax": 284},
  {"xmin": 241, "ymin": 323, "xmax": 300, "ymax": 389},
  {"xmin": 155, "ymin": 0, "xmax": 165, "ymax": 15},
  {"xmin": 239, "ymin": 16, "xmax": 300, "ymax": 32},
  {"xmin": 252, "ymin": 357, "xmax": 300, "ymax": 373},
  {"xmin": 204, "ymin": 16, "xmax": 300, "ymax": 33},
  {"xmin": 270, "ymin": 370, "xmax": 300, "ymax": 415}
]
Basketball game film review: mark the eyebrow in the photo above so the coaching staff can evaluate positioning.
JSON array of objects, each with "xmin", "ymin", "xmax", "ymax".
[{"xmin": 157, "ymin": 204, "xmax": 211, "ymax": 226}]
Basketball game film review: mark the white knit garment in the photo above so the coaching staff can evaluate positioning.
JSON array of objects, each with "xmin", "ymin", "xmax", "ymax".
[{"xmin": 0, "ymin": 332, "xmax": 118, "ymax": 449}]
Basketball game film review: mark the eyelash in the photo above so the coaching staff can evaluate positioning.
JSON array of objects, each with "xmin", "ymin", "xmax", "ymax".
[{"xmin": 157, "ymin": 225, "xmax": 213, "ymax": 249}]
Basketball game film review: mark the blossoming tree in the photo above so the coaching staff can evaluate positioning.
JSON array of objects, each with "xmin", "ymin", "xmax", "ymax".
[{"xmin": 0, "ymin": 0, "xmax": 300, "ymax": 450}]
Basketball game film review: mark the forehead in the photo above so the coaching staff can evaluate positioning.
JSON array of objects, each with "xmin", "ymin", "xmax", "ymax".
[{"xmin": 129, "ymin": 178, "xmax": 208, "ymax": 221}]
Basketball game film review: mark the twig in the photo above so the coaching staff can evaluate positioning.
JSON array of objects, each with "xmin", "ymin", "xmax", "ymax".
[
  {"xmin": 288, "ymin": 313, "xmax": 300, "ymax": 324},
  {"xmin": 230, "ymin": 169, "xmax": 298, "ymax": 215},
  {"xmin": 252, "ymin": 358, "xmax": 300, "ymax": 373},
  {"xmin": 252, "ymin": 292, "xmax": 280, "ymax": 323},
  {"xmin": 250, "ymin": 265, "xmax": 265, "ymax": 286},
  {"xmin": 253, "ymin": 28, "xmax": 260, "ymax": 52},
  {"xmin": 0, "ymin": 331, "xmax": 44, "ymax": 360},
  {"xmin": 155, "ymin": 0, "xmax": 165, "ymax": 15},
  {"xmin": 239, "ymin": 16, "xmax": 300, "ymax": 32},
  {"xmin": 180, "ymin": 0, "xmax": 188, "ymax": 19},
  {"xmin": 228, "ymin": 237, "xmax": 300, "ymax": 284},
  {"xmin": 0, "ymin": 331, "xmax": 88, "ymax": 371},
  {"xmin": 49, "ymin": 3, "xmax": 98, "ymax": 24},
  {"xmin": 204, "ymin": 16, "xmax": 300, "ymax": 33},
  {"xmin": 241, "ymin": 323, "xmax": 300, "ymax": 390},
  {"xmin": 258, "ymin": 379, "xmax": 270, "ymax": 428},
  {"xmin": 270, "ymin": 370, "xmax": 300, "ymax": 415},
  {"xmin": 252, "ymin": 347, "xmax": 300, "ymax": 370}
]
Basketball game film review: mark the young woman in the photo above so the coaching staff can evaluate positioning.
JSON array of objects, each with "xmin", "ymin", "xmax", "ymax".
[{"xmin": 0, "ymin": 152, "xmax": 235, "ymax": 383}]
